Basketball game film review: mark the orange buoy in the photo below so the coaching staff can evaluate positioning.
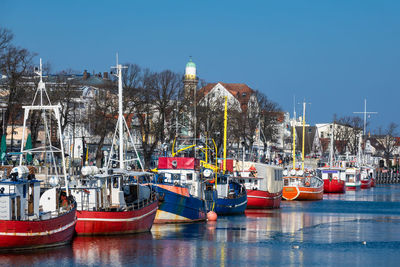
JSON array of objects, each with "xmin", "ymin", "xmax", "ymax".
[{"xmin": 207, "ymin": 211, "xmax": 217, "ymax": 221}]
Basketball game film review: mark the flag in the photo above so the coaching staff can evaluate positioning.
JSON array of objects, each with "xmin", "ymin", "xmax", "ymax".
[
  {"xmin": 25, "ymin": 133, "xmax": 33, "ymax": 164},
  {"xmin": 0, "ymin": 135, "xmax": 6, "ymax": 163}
]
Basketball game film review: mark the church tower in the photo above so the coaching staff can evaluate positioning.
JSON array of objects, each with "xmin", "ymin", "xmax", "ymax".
[{"xmin": 183, "ymin": 58, "xmax": 198, "ymax": 100}]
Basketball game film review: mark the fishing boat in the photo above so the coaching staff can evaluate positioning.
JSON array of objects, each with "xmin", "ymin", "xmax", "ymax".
[
  {"xmin": 282, "ymin": 170, "xmax": 324, "ymax": 200},
  {"xmin": 360, "ymin": 166, "xmax": 373, "ymax": 189},
  {"xmin": 153, "ymin": 156, "xmax": 207, "ymax": 223},
  {"xmin": 211, "ymin": 174, "xmax": 247, "ymax": 214},
  {"xmin": 70, "ymin": 58, "xmax": 158, "ymax": 235},
  {"xmin": 283, "ymin": 100, "xmax": 323, "ymax": 201},
  {"xmin": 0, "ymin": 59, "xmax": 76, "ymax": 250},
  {"xmin": 235, "ymin": 161, "xmax": 283, "ymax": 209},
  {"xmin": 317, "ymin": 124, "xmax": 346, "ymax": 193},
  {"xmin": 70, "ymin": 168, "xmax": 158, "ymax": 235},
  {"xmin": 369, "ymin": 167, "xmax": 376, "ymax": 187},
  {"xmin": 0, "ymin": 168, "xmax": 76, "ymax": 250},
  {"xmin": 345, "ymin": 166, "xmax": 361, "ymax": 191},
  {"xmin": 317, "ymin": 167, "xmax": 346, "ymax": 193}
]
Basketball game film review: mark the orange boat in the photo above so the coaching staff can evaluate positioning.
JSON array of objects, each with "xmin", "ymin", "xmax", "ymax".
[
  {"xmin": 283, "ymin": 100, "xmax": 323, "ymax": 201},
  {"xmin": 282, "ymin": 175, "xmax": 324, "ymax": 201}
]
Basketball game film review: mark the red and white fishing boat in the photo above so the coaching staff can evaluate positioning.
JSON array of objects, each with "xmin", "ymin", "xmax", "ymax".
[
  {"xmin": 360, "ymin": 166, "xmax": 373, "ymax": 189},
  {"xmin": 0, "ymin": 59, "xmax": 76, "ymax": 250},
  {"xmin": 70, "ymin": 58, "xmax": 158, "ymax": 235},
  {"xmin": 283, "ymin": 170, "xmax": 324, "ymax": 201},
  {"xmin": 71, "ymin": 169, "xmax": 158, "ymax": 235},
  {"xmin": 234, "ymin": 161, "xmax": 283, "ymax": 209},
  {"xmin": 317, "ymin": 167, "xmax": 346, "ymax": 193},
  {"xmin": 0, "ymin": 169, "xmax": 76, "ymax": 250},
  {"xmin": 317, "ymin": 125, "xmax": 346, "ymax": 193},
  {"xmin": 345, "ymin": 167, "xmax": 361, "ymax": 191}
]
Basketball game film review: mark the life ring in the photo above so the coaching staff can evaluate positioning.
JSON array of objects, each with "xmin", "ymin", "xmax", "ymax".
[{"xmin": 305, "ymin": 182, "xmax": 310, "ymax": 187}]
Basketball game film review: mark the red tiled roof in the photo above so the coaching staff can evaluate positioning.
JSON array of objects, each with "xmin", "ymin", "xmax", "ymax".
[
  {"xmin": 197, "ymin": 82, "xmax": 255, "ymax": 112},
  {"xmin": 395, "ymin": 137, "xmax": 400, "ymax": 146}
]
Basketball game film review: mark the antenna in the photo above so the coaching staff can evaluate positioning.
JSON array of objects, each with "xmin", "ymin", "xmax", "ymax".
[
  {"xmin": 293, "ymin": 95, "xmax": 296, "ymax": 120},
  {"xmin": 299, "ymin": 99, "xmax": 311, "ymax": 171},
  {"xmin": 353, "ymin": 99, "xmax": 377, "ymax": 136}
]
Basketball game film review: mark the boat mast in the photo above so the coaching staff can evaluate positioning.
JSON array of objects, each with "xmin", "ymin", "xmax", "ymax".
[
  {"xmin": 301, "ymin": 100, "xmax": 306, "ymax": 171},
  {"xmin": 353, "ymin": 99, "xmax": 378, "ymax": 136},
  {"xmin": 353, "ymin": 99, "xmax": 377, "ymax": 166},
  {"xmin": 117, "ymin": 55, "xmax": 124, "ymax": 170},
  {"xmin": 329, "ymin": 124, "xmax": 334, "ymax": 167},
  {"xmin": 223, "ymin": 96, "xmax": 228, "ymax": 174},
  {"xmin": 357, "ymin": 132, "xmax": 363, "ymax": 167},
  {"xmin": 108, "ymin": 54, "xmax": 144, "ymax": 171},
  {"xmin": 19, "ymin": 58, "xmax": 69, "ymax": 194},
  {"xmin": 257, "ymin": 118, "xmax": 261, "ymax": 163},
  {"xmin": 292, "ymin": 96, "xmax": 296, "ymax": 170}
]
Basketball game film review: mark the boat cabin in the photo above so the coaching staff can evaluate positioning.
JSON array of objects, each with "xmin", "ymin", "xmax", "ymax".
[
  {"xmin": 234, "ymin": 162, "xmax": 283, "ymax": 193},
  {"xmin": 316, "ymin": 168, "xmax": 346, "ymax": 182},
  {"xmin": 345, "ymin": 168, "xmax": 361, "ymax": 184},
  {"xmin": 157, "ymin": 157, "xmax": 204, "ymax": 198},
  {"xmin": 215, "ymin": 175, "xmax": 246, "ymax": 199},
  {"xmin": 70, "ymin": 169, "xmax": 153, "ymax": 212},
  {"xmin": 0, "ymin": 167, "xmax": 40, "ymax": 221},
  {"xmin": 360, "ymin": 167, "xmax": 375, "ymax": 181}
]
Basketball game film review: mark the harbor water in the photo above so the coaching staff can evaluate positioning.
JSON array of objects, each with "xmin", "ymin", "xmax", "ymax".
[{"xmin": 1, "ymin": 185, "xmax": 400, "ymax": 267}]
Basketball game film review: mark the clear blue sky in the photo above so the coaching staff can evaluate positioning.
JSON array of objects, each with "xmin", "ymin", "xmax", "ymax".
[{"xmin": 1, "ymin": 0, "xmax": 400, "ymax": 132}]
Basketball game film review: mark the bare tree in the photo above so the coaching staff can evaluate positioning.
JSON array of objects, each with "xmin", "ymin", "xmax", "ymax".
[
  {"xmin": 0, "ymin": 28, "xmax": 13, "ymax": 52},
  {"xmin": 154, "ymin": 70, "xmax": 182, "ymax": 144},
  {"xmin": 87, "ymin": 87, "xmax": 117, "ymax": 167},
  {"xmin": 256, "ymin": 91, "xmax": 281, "ymax": 154},
  {"xmin": 49, "ymin": 72, "xmax": 82, "ymax": 134},
  {"xmin": 376, "ymin": 123, "xmax": 398, "ymax": 167},
  {"xmin": 0, "ymin": 28, "xmax": 35, "ymax": 146},
  {"xmin": 333, "ymin": 116, "xmax": 363, "ymax": 155}
]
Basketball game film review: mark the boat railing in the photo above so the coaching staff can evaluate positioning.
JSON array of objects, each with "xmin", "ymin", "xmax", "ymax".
[{"xmin": 128, "ymin": 190, "xmax": 157, "ymax": 211}]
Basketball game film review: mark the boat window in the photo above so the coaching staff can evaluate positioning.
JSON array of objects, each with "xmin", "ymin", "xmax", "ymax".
[
  {"xmin": 187, "ymin": 173, "xmax": 193, "ymax": 181},
  {"xmin": 113, "ymin": 177, "xmax": 118, "ymax": 188},
  {"xmin": 217, "ymin": 177, "xmax": 227, "ymax": 184}
]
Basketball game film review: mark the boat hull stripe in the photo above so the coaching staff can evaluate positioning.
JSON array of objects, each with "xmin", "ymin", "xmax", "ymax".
[
  {"xmin": 77, "ymin": 207, "xmax": 158, "ymax": 222},
  {"xmin": 0, "ymin": 219, "xmax": 76, "ymax": 237}
]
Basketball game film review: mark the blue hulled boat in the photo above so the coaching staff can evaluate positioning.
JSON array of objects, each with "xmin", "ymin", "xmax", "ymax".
[
  {"xmin": 204, "ymin": 174, "xmax": 247, "ymax": 215},
  {"xmin": 153, "ymin": 157, "xmax": 207, "ymax": 223}
]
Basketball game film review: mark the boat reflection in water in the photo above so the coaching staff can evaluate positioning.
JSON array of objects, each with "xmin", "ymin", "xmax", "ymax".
[
  {"xmin": 0, "ymin": 245, "xmax": 74, "ymax": 266},
  {"xmin": 72, "ymin": 232, "xmax": 153, "ymax": 266}
]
